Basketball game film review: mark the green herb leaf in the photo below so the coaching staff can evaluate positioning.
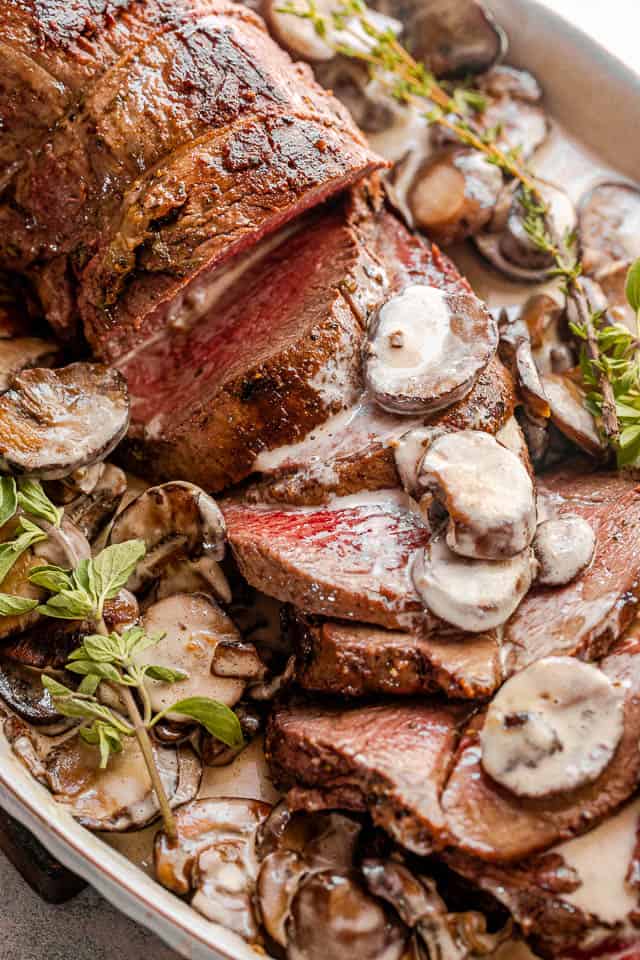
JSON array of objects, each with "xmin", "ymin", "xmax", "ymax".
[
  {"xmin": 91, "ymin": 540, "xmax": 146, "ymax": 612},
  {"xmin": 626, "ymin": 258, "xmax": 640, "ymax": 314},
  {"xmin": 0, "ymin": 477, "xmax": 17, "ymax": 528},
  {"xmin": 72, "ymin": 558, "xmax": 98, "ymax": 604},
  {"xmin": 79, "ymin": 721, "xmax": 125, "ymax": 767},
  {"xmin": 36, "ymin": 589, "xmax": 96, "ymax": 620},
  {"xmin": 0, "ymin": 594, "xmax": 38, "ymax": 616},
  {"xmin": 17, "ymin": 479, "xmax": 63, "ymax": 527},
  {"xmin": 126, "ymin": 627, "xmax": 164, "ymax": 659},
  {"xmin": 144, "ymin": 665, "xmax": 188, "ymax": 683},
  {"xmin": 82, "ymin": 633, "xmax": 121, "ymax": 663},
  {"xmin": 166, "ymin": 697, "xmax": 244, "ymax": 747},
  {"xmin": 77, "ymin": 674, "xmax": 101, "ymax": 696},
  {"xmin": 55, "ymin": 697, "xmax": 131, "ymax": 733},
  {"xmin": 28, "ymin": 564, "xmax": 73, "ymax": 593},
  {"xmin": 66, "ymin": 659, "xmax": 122, "ymax": 684},
  {"xmin": 0, "ymin": 519, "xmax": 47, "ymax": 585},
  {"xmin": 41, "ymin": 674, "xmax": 74, "ymax": 698}
]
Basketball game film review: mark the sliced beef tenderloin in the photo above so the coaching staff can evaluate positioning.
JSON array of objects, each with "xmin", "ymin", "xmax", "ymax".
[
  {"xmin": 265, "ymin": 698, "xmax": 471, "ymax": 855},
  {"xmin": 289, "ymin": 613, "xmax": 502, "ymax": 699},
  {"xmin": 117, "ymin": 205, "xmax": 380, "ymax": 492},
  {"xmin": 440, "ymin": 629, "xmax": 640, "ymax": 863},
  {"xmin": 222, "ymin": 489, "xmax": 431, "ymax": 631},
  {"xmin": 1, "ymin": 0, "xmax": 380, "ymax": 350},
  {"xmin": 252, "ymin": 355, "xmax": 515, "ymax": 506},
  {"xmin": 502, "ymin": 465, "xmax": 640, "ymax": 676},
  {"xmin": 445, "ymin": 795, "xmax": 640, "ymax": 958}
]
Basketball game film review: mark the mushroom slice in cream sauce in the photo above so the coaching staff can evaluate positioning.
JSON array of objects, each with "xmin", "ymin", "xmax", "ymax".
[
  {"xmin": 481, "ymin": 657, "xmax": 625, "ymax": 799},
  {"xmin": 266, "ymin": 0, "xmax": 400, "ymax": 62},
  {"xmin": 412, "ymin": 533, "xmax": 536, "ymax": 632},
  {"xmin": 0, "ymin": 337, "xmax": 60, "ymax": 393},
  {"xmin": 0, "ymin": 364, "xmax": 129, "ymax": 479},
  {"xmin": 365, "ymin": 284, "xmax": 497, "ymax": 416},
  {"xmin": 534, "ymin": 516, "xmax": 596, "ymax": 587},
  {"xmin": 135, "ymin": 593, "xmax": 258, "ymax": 718},
  {"xmin": 541, "ymin": 373, "xmax": 606, "ymax": 458},
  {"xmin": 418, "ymin": 430, "xmax": 536, "ymax": 559},
  {"xmin": 5, "ymin": 716, "xmax": 201, "ymax": 831}
]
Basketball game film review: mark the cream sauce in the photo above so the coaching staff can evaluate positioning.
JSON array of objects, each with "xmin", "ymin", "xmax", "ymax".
[{"xmin": 534, "ymin": 515, "xmax": 596, "ymax": 586}]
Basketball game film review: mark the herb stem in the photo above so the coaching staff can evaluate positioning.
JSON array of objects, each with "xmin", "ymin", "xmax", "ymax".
[{"xmin": 569, "ymin": 285, "xmax": 619, "ymax": 439}]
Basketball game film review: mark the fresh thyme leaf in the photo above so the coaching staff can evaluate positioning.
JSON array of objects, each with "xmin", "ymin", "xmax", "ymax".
[
  {"xmin": 0, "ymin": 477, "xmax": 17, "ymax": 529},
  {"xmin": 90, "ymin": 540, "xmax": 146, "ymax": 614},
  {"xmin": 0, "ymin": 594, "xmax": 38, "ymax": 616},
  {"xmin": 163, "ymin": 697, "xmax": 244, "ymax": 747},
  {"xmin": 28, "ymin": 564, "xmax": 73, "ymax": 592},
  {"xmin": 144, "ymin": 665, "xmax": 188, "ymax": 683},
  {"xmin": 0, "ymin": 519, "xmax": 47, "ymax": 585},
  {"xmin": 626, "ymin": 259, "xmax": 640, "ymax": 316},
  {"xmin": 17, "ymin": 479, "xmax": 63, "ymax": 527},
  {"xmin": 36, "ymin": 588, "xmax": 95, "ymax": 620},
  {"xmin": 41, "ymin": 674, "xmax": 74, "ymax": 698}
]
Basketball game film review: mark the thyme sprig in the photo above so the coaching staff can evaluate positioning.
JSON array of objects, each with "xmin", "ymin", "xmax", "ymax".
[{"xmin": 277, "ymin": 0, "xmax": 633, "ymax": 448}]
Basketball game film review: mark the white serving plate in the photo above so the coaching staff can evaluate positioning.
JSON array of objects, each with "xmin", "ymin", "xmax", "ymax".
[{"xmin": 1, "ymin": 3, "xmax": 639, "ymax": 957}]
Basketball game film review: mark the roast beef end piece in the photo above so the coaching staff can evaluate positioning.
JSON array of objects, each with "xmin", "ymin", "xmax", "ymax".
[
  {"xmin": 0, "ymin": 363, "xmax": 129, "ymax": 479},
  {"xmin": 223, "ymin": 490, "xmax": 431, "ymax": 630},
  {"xmin": 441, "ymin": 629, "xmax": 640, "ymax": 862},
  {"xmin": 266, "ymin": 699, "xmax": 470, "ymax": 855},
  {"xmin": 289, "ymin": 613, "xmax": 503, "ymax": 699}
]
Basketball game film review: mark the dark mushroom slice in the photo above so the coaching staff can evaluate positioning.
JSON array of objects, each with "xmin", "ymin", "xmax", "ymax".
[
  {"xmin": 0, "ymin": 657, "xmax": 62, "ymax": 725},
  {"xmin": 402, "ymin": 0, "xmax": 507, "ymax": 77},
  {"xmin": 286, "ymin": 870, "xmax": 407, "ymax": 960},
  {"xmin": 412, "ymin": 532, "xmax": 536, "ymax": 632},
  {"xmin": 60, "ymin": 464, "xmax": 128, "ymax": 542},
  {"xmin": 480, "ymin": 657, "xmax": 624, "ymax": 799},
  {"xmin": 475, "ymin": 181, "xmax": 576, "ymax": 283},
  {"xmin": 478, "ymin": 65, "xmax": 543, "ymax": 103},
  {"xmin": 0, "ymin": 338, "xmax": 60, "ymax": 393},
  {"xmin": 5, "ymin": 716, "xmax": 201, "ymax": 831},
  {"xmin": 365, "ymin": 284, "xmax": 498, "ymax": 415},
  {"xmin": 521, "ymin": 293, "xmax": 574, "ymax": 376},
  {"xmin": 135, "ymin": 593, "xmax": 258, "ymax": 717},
  {"xmin": 541, "ymin": 373, "xmax": 606, "ymax": 458},
  {"xmin": 155, "ymin": 797, "xmax": 271, "ymax": 938},
  {"xmin": 408, "ymin": 149, "xmax": 504, "ymax": 246},
  {"xmin": 418, "ymin": 431, "xmax": 536, "ymax": 559},
  {"xmin": 314, "ymin": 59, "xmax": 397, "ymax": 134},
  {"xmin": 109, "ymin": 481, "xmax": 230, "ymax": 602},
  {"xmin": 0, "ymin": 363, "xmax": 129, "ymax": 479},
  {"xmin": 534, "ymin": 516, "xmax": 596, "ymax": 587},
  {"xmin": 579, "ymin": 181, "xmax": 640, "ymax": 276},
  {"xmin": 45, "ymin": 463, "xmax": 108, "ymax": 505}
]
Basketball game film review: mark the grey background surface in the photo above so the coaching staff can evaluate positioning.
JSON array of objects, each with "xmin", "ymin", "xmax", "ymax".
[{"xmin": 0, "ymin": 1, "xmax": 635, "ymax": 958}]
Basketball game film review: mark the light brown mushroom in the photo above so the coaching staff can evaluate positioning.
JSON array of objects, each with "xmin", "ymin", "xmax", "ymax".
[
  {"xmin": 265, "ymin": 0, "xmax": 400, "ymax": 62},
  {"xmin": 480, "ymin": 657, "xmax": 625, "ymax": 798},
  {"xmin": 135, "ymin": 593, "xmax": 259, "ymax": 718},
  {"xmin": 155, "ymin": 797, "xmax": 271, "ymax": 938},
  {"xmin": 394, "ymin": 426, "xmax": 445, "ymax": 498},
  {"xmin": 60, "ymin": 463, "xmax": 128, "ymax": 543},
  {"xmin": 408, "ymin": 148, "xmax": 504, "ymax": 246},
  {"xmin": 398, "ymin": 0, "xmax": 507, "ymax": 77},
  {"xmin": 109, "ymin": 481, "xmax": 230, "ymax": 602},
  {"xmin": 418, "ymin": 431, "xmax": 537, "ymax": 559},
  {"xmin": 534, "ymin": 515, "xmax": 596, "ymax": 587},
  {"xmin": 365, "ymin": 284, "xmax": 497, "ymax": 415},
  {"xmin": 0, "ymin": 364, "xmax": 129, "ymax": 479},
  {"xmin": 0, "ymin": 338, "xmax": 60, "ymax": 393},
  {"xmin": 541, "ymin": 373, "xmax": 607, "ymax": 458},
  {"xmin": 6, "ymin": 716, "xmax": 201, "ymax": 830},
  {"xmin": 412, "ymin": 532, "xmax": 536, "ymax": 632},
  {"xmin": 579, "ymin": 182, "xmax": 640, "ymax": 276}
]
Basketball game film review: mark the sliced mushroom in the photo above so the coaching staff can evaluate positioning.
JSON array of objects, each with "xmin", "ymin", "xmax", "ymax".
[
  {"xmin": 6, "ymin": 716, "xmax": 201, "ymax": 830},
  {"xmin": 418, "ymin": 431, "xmax": 536, "ymax": 559},
  {"xmin": 135, "ymin": 593, "xmax": 257, "ymax": 718},
  {"xmin": 401, "ymin": 0, "xmax": 507, "ymax": 77},
  {"xmin": 155, "ymin": 797, "xmax": 271, "ymax": 938},
  {"xmin": 480, "ymin": 95, "xmax": 548, "ymax": 163},
  {"xmin": 475, "ymin": 181, "xmax": 576, "ymax": 282},
  {"xmin": 33, "ymin": 515, "xmax": 92, "ymax": 569},
  {"xmin": 394, "ymin": 426, "xmax": 445, "ymax": 498},
  {"xmin": 579, "ymin": 182, "xmax": 640, "ymax": 276},
  {"xmin": 314, "ymin": 60, "xmax": 397, "ymax": 134},
  {"xmin": 480, "ymin": 656, "xmax": 625, "ymax": 798},
  {"xmin": 534, "ymin": 516, "xmax": 596, "ymax": 587},
  {"xmin": 521, "ymin": 293, "xmax": 574, "ymax": 375},
  {"xmin": 412, "ymin": 533, "xmax": 536, "ymax": 632},
  {"xmin": 0, "ymin": 338, "xmax": 60, "ymax": 393},
  {"xmin": 0, "ymin": 364, "xmax": 129, "ymax": 479},
  {"xmin": 61, "ymin": 463, "xmax": 128, "ymax": 542},
  {"xmin": 44, "ymin": 462, "xmax": 108, "ymax": 505},
  {"xmin": 0, "ymin": 658, "xmax": 62, "ymax": 725},
  {"xmin": 287, "ymin": 870, "xmax": 407, "ymax": 960},
  {"xmin": 109, "ymin": 481, "xmax": 230, "ymax": 602},
  {"xmin": 541, "ymin": 373, "xmax": 606, "ymax": 458},
  {"xmin": 478, "ymin": 65, "xmax": 542, "ymax": 103},
  {"xmin": 497, "ymin": 312, "xmax": 550, "ymax": 419},
  {"xmin": 365, "ymin": 284, "xmax": 497, "ymax": 415},
  {"xmin": 266, "ymin": 0, "xmax": 400, "ymax": 62},
  {"xmin": 409, "ymin": 149, "xmax": 504, "ymax": 246}
]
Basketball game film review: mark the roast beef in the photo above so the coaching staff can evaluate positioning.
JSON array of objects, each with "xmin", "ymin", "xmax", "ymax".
[
  {"xmin": 502, "ymin": 465, "xmax": 640, "ymax": 676},
  {"xmin": 222, "ymin": 489, "xmax": 431, "ymax": 631},
  {"xmin": 289, "ymin": 613, "xmax": 502, "ymax": 699},
  {"xmin": 265, "ymin": 698, "xmax": 471, "ymax": 855},
  {"xmin": 441, "ymin": 629, "xmax": 640, "ymax": 862},
  {"xmin": 0, "ymin": 0, "xmax": 381, "ymax": 345}
]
